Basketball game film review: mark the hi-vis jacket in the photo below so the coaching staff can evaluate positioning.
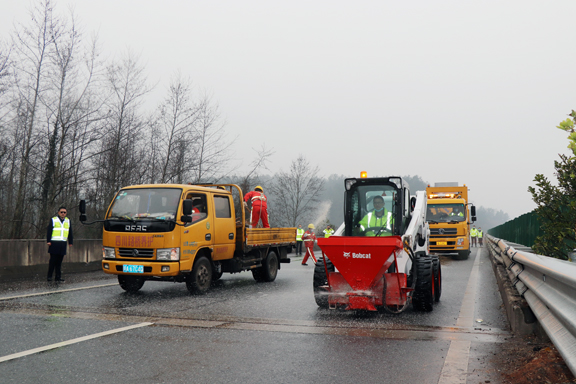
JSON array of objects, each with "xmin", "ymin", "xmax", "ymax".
[
  {"xmin": 359, "ymin": 209, "xmax": 393, "ymax": 232},
  {"xmin": 477, "ymin": 230, "xmax": 483, "ymax": 238},
  {"xmin": 51, "ymin": 217, "xmax": 70, "ymax": 241},
  {"xmin": 470, "ymin": 228, "xmax": 478, "ymax": 237},
  {"xmin": 296, "ymin": 228, "xmax": 304, "ymax": 241},
  {"xmin": 302, "ymin": 230, "xmax": 316, "ymax": 246}
]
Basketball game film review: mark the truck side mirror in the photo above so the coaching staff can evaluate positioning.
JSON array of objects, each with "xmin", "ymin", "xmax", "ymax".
[
  {"xmin": 470, "ymin": 205, "xmax": 476, "ymax": 222},
  {"xmin": 181, "ymin": 199, "xmax": 192, "ymax": 222},
  {"xmin": 79, "ymin": 200, "xmax": 87, "ymax": 222},
  {"xmin": 410, "ymin": 196, "xmax": 416, "ymax": 212}
]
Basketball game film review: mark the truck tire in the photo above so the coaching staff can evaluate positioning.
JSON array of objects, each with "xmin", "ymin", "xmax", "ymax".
[
  {"xmin": 313, "ymin": 257, "xmax": 334, "ymax": 308},
  {"xmin": 186, "ymin": 256, "xmax": 212, "ymax": 294},
  {"xmin": 453, "ymin": 250, "xmax": 470, "ymax": 260},
  {"xmin": 118, "ymin": 275, "xmax": 145, "ymax": 293},
  {"xmin": 412, "ymin": 256, "xmax": 434, "ymax": 312},
  {"xmin": 431, "ymin": 255, "xmax": 442, "ymax": 302},
  {"xmin": 252, "ymin": 250, "xmax": 279, "ymax": 282}
]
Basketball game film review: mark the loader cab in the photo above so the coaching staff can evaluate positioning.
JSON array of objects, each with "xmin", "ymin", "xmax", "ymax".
[{"xmin": 343, "ymin": 176, "xmax": 411, "ymax": 237}]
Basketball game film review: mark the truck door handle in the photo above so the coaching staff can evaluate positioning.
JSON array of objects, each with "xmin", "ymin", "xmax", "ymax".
[
  {"xmin": 229, "ymin": 233, "xmax": 234, "ymax": 240},
  {"xmin": 205, "ymin": 234, "xmax": 211, "ymax": 241}
]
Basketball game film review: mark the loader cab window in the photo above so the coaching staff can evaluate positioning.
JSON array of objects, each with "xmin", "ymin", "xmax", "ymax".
[
  {"xmin": 349, "ymin": 185, "xmax": 398, "ymax": 237},
  {"xmin": 185, "ymin": 192, "xmax": 208, "ymax": 224}
]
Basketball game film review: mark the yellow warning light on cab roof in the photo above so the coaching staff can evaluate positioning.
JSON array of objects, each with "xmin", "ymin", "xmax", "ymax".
[
  {"xmin": 360, "ymin": 171, "xmax": 368, "ymax": 178},
  {"xmin": 429, "ymin": 192, "xmax": 456, "ymax": 199}
]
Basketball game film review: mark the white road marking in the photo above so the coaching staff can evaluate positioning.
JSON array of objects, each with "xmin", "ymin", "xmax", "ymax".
[
  {"xmin": 0, "ymin": 322, "xmax": 153, "ymax": 363},
  {"xmin": 0, "ymin": 283, "xmax": 118, "ymax": 301},
  {"xmin": 438, "ymin": 249, "xmax": 481, "ymax": 384}
]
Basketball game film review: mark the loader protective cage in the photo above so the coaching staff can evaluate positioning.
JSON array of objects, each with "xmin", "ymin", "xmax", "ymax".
[{"xmin": 343, "ymin": 176, "xmax": 411, "ymax": 237}]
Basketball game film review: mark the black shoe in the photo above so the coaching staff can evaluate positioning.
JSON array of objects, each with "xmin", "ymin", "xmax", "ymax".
[
  {"xmin": 55, "ymin": 278, "xmax": 65, "ymax": 282},
  {"xmin": 301, "ymin": 263, "xmax": 307, "ymax": 266},
  {"xmin": 47, "ymin": 278, "xmax": 52, "ymax": 282}
]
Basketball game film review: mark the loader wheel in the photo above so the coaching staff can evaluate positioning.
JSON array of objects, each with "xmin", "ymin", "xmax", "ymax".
[
  {"xmin": 186, "ymin": 256, "xmax": 212, "ymax": 294},
  {"xmin": 252, "ymin": 250, "xmax": 279, "ymax": 282},
  {"xmin": 118, "ymin": 275, "xmax": 145, "ymax": 293},
  {"xmin": 412, "ymin": 255, "xmax": 434, "ymax": 312},
  {"xmin": 313, "ymin": 257, "xmax": 334, "ymax": 308},
  {"xmin": 431, "ymin": 255, "xmax": 442, "ymax": 302}
]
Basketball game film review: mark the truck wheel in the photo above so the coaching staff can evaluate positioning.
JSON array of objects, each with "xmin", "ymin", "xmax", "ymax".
[
  {"xmin": 431, "ymin": 256, "xmax": 442, "ymax": 302},
  {"xmin": 412, "ymin": 256, "xmax": 434, "ymax": 312},
  {"xmin": 313, "ymin": 257, "xmax": 334, "ymax": 308},
  {"xmin": 252, "ymin": 250, "xmax": 279, "ymax": 282},
  {"xmin": 212, "ymin": 270, "xmax": 223, "ymax": 281},
  {"xmin": 186, "ymin": 256, "xmax": 212, "ymax": 294},
  {"xmin": 453, "ymin": 250, "xmax": 469, "ymax": 260},
  {"xmin": 118, "ymin": 275, "xmax": 145, "ymax": 293}
]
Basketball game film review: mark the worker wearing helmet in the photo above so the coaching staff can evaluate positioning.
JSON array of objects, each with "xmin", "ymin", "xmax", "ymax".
[
  {"xmin": 301, "ymin": 223, "xmax": 317, "ymax": 265},
  {"xmin": 244, "ymin": 186, "xmax": 270, "ymax": 228},
  {"xmin": 358, "ymin": 195, "xmax": 394, "ymax": 236}
]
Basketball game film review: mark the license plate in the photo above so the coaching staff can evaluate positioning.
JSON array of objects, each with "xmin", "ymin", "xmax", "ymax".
[
  {"xmin": 437, "ymin": 242, "xmax": 447, "ymax": 246},
  {"xmin": 123, "ymin": 264, "xmax": 144, "ymax": 273}
]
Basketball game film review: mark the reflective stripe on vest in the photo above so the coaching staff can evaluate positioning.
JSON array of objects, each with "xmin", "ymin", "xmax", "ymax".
[
  {"xmin": 360, "ymin": 211, "xmax": 392, "ymax": 231},
  {"xmin": 51, "ymin": 217, "xmax": 70, "ymax": 241},
  {"xmin": 296, "ymin": 228, "xmax": 304, "ymax": 241},
  {"xmin": 478, "ymin": 231, "xmax": 483, "ymax": 238},
  {"xmin": 251, "ymin": 193, "xmax": 267, "ymax": 203}
]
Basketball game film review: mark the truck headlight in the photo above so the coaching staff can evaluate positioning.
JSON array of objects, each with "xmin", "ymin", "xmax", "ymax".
[
  {"xmin": 103, "ymin": 247, "xmax": 116, "ymax": 259},
  {"xmin": 457, "ymin": 238, "xmax": 464, "ymax": 245},
  {"xmin": 157, "ymin": 248, "xmax": 180, "ymax": 261}
]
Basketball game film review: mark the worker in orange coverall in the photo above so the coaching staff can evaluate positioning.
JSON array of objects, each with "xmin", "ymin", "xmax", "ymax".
[
  {"xmin": 244, "ymin": 186, "xmax": 270, "ymax": 228},
  {"xmin": 301, "ymin": 223, "xmax": 317, "ymax": 265}
]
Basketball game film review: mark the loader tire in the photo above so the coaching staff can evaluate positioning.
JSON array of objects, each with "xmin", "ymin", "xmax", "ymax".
[
  {"xmin": 412, "ymin": 255, "xmax": 434, "ymax": 312},
  {"xmin": 431, "ymin": 255, "xmax": 442, "ymax": 302},
  {"xmin": 313, "ymin": 257, "xmax": 334, "ymax": 308}
]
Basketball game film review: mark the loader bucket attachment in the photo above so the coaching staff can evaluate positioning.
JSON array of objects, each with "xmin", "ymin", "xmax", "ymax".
[{"xmin": 317, "ymin": 236, "xmax": 403, "ymax": 292}]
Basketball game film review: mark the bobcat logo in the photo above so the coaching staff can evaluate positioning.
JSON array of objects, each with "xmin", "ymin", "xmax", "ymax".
[{"xmin": 343, "ymin": 252, "xmax": 351, "ymax": 258}]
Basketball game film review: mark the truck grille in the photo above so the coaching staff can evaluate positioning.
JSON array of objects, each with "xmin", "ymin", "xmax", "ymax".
[
  {"xmin": 430, "ymin": 228, "xmax": 457, "ymax": 235},
  {"xmin": 118, "ymin": 248, "xmax": 154, "ymax": 258}
]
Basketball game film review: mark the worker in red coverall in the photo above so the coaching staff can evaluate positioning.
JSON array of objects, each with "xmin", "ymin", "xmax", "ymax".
[
  {"xmin": 244, "ymin": 186, "xmax": 270, "ymax": 228},
  {"xmin": 301, "ymin": 223, "xmax": 317, "ymax": 265}
]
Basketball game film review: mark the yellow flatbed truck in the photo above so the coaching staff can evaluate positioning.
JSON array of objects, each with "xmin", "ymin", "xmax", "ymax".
[
  {"xmin": 426, "ymin": 183, "xmax": 476, "ymax": 260},
  {"xmin": 79, "ymin": 184, "xmax": 295, "ymax": 293}
]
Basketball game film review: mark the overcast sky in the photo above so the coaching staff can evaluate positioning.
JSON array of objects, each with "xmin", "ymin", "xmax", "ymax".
[{"xmin": 2, "ymin": 0, "xmax": 575, "ymax": 220}]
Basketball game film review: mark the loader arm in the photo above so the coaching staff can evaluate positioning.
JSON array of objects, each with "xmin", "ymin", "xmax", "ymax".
[{"xmin": 402, "ymin": 190, "xmax": 429, "ymax": 254}]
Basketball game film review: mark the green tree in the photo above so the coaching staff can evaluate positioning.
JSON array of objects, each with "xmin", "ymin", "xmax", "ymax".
[{"xmin": 528, "ymin": 111, "xmax": 576, "ymax": 259}]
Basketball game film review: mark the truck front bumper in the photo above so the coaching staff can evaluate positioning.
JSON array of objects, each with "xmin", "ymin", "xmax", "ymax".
[{"xmin": 102, "ymin": 260, "xmax": 181, "ymax": 277}]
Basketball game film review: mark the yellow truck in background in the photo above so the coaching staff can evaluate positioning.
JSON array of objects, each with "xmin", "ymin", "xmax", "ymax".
[
  {"xmin": 426, "ymin": 183, "xmax": 476, "ymax": 260},
  {"xmin": 79, "ymin": 184, "xmax": 296, "ymax": 293}
]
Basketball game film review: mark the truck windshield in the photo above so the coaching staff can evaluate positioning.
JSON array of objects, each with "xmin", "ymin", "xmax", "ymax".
[
  {"xmin": 108, "ymin": 188, "xmax": 182, "ymax": 220},
  {"xmin": 350, "ymin": 184, "xmax": 398, "ymax": 236},
  {"xmin": 427, "ymin": 203, "xmax": 466, "ymax": 223}
]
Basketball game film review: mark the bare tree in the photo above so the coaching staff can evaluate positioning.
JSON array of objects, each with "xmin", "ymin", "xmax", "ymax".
[
  {"xmin": 91, "ymin": 50, "xmax": 151, "ymax": 211},
  {"xmin": 188, "ymin": 93, "xmax": 232, "ymax": 183},
  {"xmin": 8, "ymin": 0, "xmax": 58, "ymax": 238},
  {"xmin": 38, "ymin": 8, "xmax": 105, "ymax": 234},
  {"xmin": 269, "ymin": 155, "xmax": 324, "ymax": 227},
  {"xmin": 152, "ymin": 72, "xmax": 200, "ymax": 183}
]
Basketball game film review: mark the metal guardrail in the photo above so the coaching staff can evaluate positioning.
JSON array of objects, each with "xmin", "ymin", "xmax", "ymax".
[{"xmin": 486, "ymin": 234, "xmax": 576, "ymax": 377}]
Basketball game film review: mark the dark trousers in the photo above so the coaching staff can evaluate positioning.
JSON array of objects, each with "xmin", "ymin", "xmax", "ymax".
[
  {"xmin": 47, "ymin": 254, "xmax": 65, "ymax": 280},
  {"xmin": 296, "ymin": 241, "xmax": 303, "ymax": 255}
]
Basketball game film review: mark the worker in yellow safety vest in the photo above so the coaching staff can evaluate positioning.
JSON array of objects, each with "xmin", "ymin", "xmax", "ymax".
[
  {"xmin": 46, "ymin": 206, "xmax": 74, "ymax": 282},
  {"xmin": 296, "ymin": 224, "xmax": 304, "ymax": 256},
  {"xmin": 470, "ymin": 226, "xmax": 478, "ymax": 247},
  {"xmin": 358, "ymin": 195, "xmax": 394, "ymax": 236},
  {"xmin": 477, "ymin": 228, "xmax": 483, "ymax": 247},
  {"xmin": 323, "ymin": 225, "xmax": 335, "ymax": 238}
]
